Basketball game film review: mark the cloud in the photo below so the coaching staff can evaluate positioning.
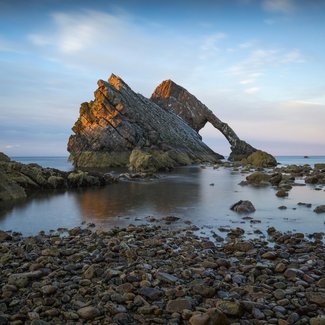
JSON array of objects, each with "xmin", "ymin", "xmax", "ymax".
[
  {"xmin": 229, "ymin": 47, "xmax": 304, "ymax": 93},
  {"xmin": 262, "ymin": 0, "xmax": 295, "ymax": 13},
  {"xmin": 199, "ymin": 32, "xmax": 227, "ymax": 59},
  {"xmin": 240, "ymin": 79, "xmax": 254, "ymax": 84},
  {"xmin": 244, "ymin": 87, "xmax": 259, "ymax": 94},
  {"xmin": 239, "ymin": 40, "xmax": 256, "ymax": 49},
  {"xmin": 4, "ymin": 144, "xmax": 20, "ymax": 149}
]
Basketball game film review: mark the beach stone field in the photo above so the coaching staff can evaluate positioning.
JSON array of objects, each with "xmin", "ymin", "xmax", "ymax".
[{"xmin": 0, "ymin": 223, "xmax": 324, "ymax": 325}]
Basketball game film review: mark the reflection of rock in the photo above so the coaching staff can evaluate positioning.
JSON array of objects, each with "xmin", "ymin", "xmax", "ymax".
[
  {"xmin": 230, "ymin": 200, "xmax": 256, "ymax": 213},
  {"xmin": 73, "ymin": 170, "xmax": 202, "ymax": 220},
  {"xmin": 151, "ymin": 79, "xmax": 257, "ymax": 161},
  {"xmin": 0, "ymin": 152, "xmax": 114, "ymax": 202},
  {"xmin": 241, "ymin": 150, "xmax": 277, "ymax": 167},
  {"xmin": 68, "ymin": 74, "xmax": 222, "ymax": 171}
]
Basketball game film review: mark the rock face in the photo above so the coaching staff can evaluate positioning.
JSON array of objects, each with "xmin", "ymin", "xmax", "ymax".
[
  {"xmin": 151, "ymin": 79, "xmax": 257, "ymax": 161},
  {"xmin": 67, "ymin": 74, "xmax": 223, "ymax": 170}
]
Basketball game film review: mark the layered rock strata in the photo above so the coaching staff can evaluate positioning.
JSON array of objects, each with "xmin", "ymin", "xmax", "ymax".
[
  {"xmin": 151, "ymin": 80, "xmax": 257, "ymax": 161},
  {"xmin": 67, "ymin": 75, "xmax": 223, "ymax": 171}
]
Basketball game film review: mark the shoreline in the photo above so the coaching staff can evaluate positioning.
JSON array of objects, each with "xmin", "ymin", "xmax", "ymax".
[{"xmin": 0, "ymin": 223, "xmax": 324, "ymax": 324}]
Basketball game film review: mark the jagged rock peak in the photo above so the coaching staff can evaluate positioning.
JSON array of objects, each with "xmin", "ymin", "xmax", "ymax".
[
  {"xmin": 67, "ymin": 74, "xmax": 223, "ymax": 171},
  {"xmin": 99, "ymin": 73, "xmax": 131, "ymax": 91}
]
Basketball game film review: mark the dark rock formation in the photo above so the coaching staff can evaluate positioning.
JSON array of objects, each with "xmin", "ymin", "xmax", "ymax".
[
  {"xmin": 151, "ymin": 80, "xmax": 257, "ymax": 161},
  {"xmin": 68, "ymin": 74, "xmax": 223, "ymax": 171},
  {"xmin": 230, "ymin": 200, "xmax": 256, "ymax": 213},
  {"xmin": 0, "ymin": 153, "xmax": 115, "ymax": 202}
]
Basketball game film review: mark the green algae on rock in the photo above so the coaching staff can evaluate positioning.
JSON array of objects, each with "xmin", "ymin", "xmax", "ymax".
[{"xmin": 241, "ymin": 150, "xmax": 277, "ymax": 167}]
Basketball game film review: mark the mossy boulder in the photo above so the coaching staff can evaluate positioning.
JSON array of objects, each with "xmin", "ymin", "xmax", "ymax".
[
  {"xmin": 241, "ymin": 150, "xmax": 277, "ymax": 168},
  {"xmin": 0, "ymin": 171, "xmax": 26, "ymax": 201},
  {"xmin": 48, "ymin": 176, "xmax": 66, "ymax": 189},
  {"xmin": 315, "ymin": 163, "xmax": 325, "ymax": 170},
  {"xmin": 246, "ymin": 172, "xmax": 271, "ymax": 186},
  {"xmin": 67, "ymin": 171, "xmax": 101, "ymax": 187},
  {"xmin": 129, "ymin": 149, "xmax": 177, "ymax": 173}
]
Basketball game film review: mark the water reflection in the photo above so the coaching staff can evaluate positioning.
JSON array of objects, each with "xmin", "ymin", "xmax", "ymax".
[
  {"xmin": 75, "ymin": 168, "xmax": 204, "ymax": 220},
  {"xmin": 0, "ymin": 166, "xmax": 324, "ymax": 236}
]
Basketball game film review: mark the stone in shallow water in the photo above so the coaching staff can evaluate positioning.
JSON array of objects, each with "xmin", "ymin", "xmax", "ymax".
[
  {"xmin": 230, "ymin": 200, "xmax": 256, "ymax": 213},
  {"xmin": 314, "ymin": 205, "xmax": 325, "ymax": 214}
]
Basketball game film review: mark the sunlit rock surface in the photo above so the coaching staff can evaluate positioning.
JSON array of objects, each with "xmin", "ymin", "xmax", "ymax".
[
  {"xmin": 151, "ymin": 79, "xmax": 258, "ymax": 161},
  {"xmin": 68, "ymin": 74, "xmax": 223, "ymax": 170}
]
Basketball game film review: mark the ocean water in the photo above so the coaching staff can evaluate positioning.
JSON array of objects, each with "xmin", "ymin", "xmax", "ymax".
[
  {"xmin": 1, "ymin": 156, "xmax": 324, "ymax": 236},
  {"xmin": 12, "ymin": 156, "xmax": 73, "ymax": 172},
  {"xmin": 11, "ymin": 155, "xmax": 325, "ymax": 171}
]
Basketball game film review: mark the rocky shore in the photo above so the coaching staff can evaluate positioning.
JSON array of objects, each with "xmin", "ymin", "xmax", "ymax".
[
  {"xmin": 0, "ymin": 153, "xmax": 116, "ymax": 202},
  {"xmin": 0, "ymin": 223, "xmax": 325, "ymax": 325}
]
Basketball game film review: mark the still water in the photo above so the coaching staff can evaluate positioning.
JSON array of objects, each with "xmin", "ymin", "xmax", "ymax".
[{"xmin": 1, "ymin": 156, "xmax": 325, "ymax": 237}]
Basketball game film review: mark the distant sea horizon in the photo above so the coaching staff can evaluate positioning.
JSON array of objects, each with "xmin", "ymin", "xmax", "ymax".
[{"xmin": 10, "ymin": 155, "xmax": 325, "ymax": 172}]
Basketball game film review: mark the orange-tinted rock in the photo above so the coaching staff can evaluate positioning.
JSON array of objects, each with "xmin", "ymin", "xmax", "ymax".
[{"xmin": 68, "ymin": 74, "xmax": 223, "ymax": 169}]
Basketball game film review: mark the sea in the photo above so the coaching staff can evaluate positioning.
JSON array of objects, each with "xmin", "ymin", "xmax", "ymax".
[{"xmin": 0, "ymin": 156, "xmax": 324, "ymax": 237}]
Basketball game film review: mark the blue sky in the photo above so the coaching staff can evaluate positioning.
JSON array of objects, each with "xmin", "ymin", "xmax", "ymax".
[{"xmin": 0, "ymin": 0, "xmax": 324, "ymax": 156}]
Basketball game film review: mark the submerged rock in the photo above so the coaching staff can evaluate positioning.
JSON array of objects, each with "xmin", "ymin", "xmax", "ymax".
[{"xmin": 68, "ymin": 74, "xmax": 222, "ymax": 171}]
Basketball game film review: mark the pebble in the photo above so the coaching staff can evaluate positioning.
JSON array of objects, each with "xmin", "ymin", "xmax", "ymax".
[{"xmin": 0, "ymin": 224, "xmax": 324, "ymax": 324}]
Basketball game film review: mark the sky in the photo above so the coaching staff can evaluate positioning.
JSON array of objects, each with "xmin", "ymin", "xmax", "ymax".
[{"xmin": 0, "ymin": 0, "xmax": 324, "ymax": 156}]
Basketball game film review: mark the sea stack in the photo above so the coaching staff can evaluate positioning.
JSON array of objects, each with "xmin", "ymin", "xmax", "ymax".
[
  {"xmin": 151, "ymin": 79, "xmax": 257, "ymax": 161},
  {"xmin": 67, "ymin": 74, "xmax": 223, "ymax": 172}
]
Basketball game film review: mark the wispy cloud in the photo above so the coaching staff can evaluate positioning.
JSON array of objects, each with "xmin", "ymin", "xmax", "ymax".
[
  {"xmin": 244, "ymin": 87, "xmax": 259, "ymax": 94},
  {"xmin": 229, "ymin": 47, "xmax": 304, "ymax": 94},
  {"xmin": 199, "ymin": 32, "xmax": 227, "ymax": 60},
  {"xmin": 262, "ymin": 0, "xmax": 295, "ymax": 13},
  {"xmin": 4, "ymin": 144, "xmax": 20, "ymax": 149}
]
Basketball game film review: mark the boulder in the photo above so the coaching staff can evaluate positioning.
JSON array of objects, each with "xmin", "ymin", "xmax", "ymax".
[
  {"xmin": 314, "ymin": 205, "xmax": 325, "ymax": 214},
  {"xmin": 246, "ymin": 172, "xmax": 271, "ymax": 186},
  {"xmin": 241, "ymin": 150, "xmax": 277, "ymax": 167},
  {"xmin": 68, "ymin": 74, "xmax": 222, "ymax": 171},
  {"xmin": 230, "ymin": 200, "xmax": 256, "ymax": 213}
]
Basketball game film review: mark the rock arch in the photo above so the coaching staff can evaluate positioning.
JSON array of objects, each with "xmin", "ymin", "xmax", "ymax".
[{"xmin": 151, "ymin": 80, "xmax": 256, "ymax": 160}]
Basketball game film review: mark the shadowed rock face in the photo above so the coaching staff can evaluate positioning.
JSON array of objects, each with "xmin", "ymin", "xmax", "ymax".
[
  {"xmin": 67, "ymin": 74, "xmax": 223, "ymax": 169},
  {"xmin": 151, "ymin": 80, "xmax": 257, "ymax": 161}
]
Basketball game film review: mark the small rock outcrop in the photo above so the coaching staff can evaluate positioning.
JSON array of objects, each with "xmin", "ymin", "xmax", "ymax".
[
  {"xmin": 230, "ymin": 200, "xmax": 256, "ymax": 213},
  {"xmin": 68, "ymin": 74, "xmax": 223, "ymax": 171},
  {"xmin": 241, "ymin": 150, "xmax": 277, "ymax": 167},
  {"xmin": 0, "ymin": 153, "xmax": 114, "ymax": 202},
  {"xmin": 151, "ymin": 79, "xmax": 259, "ymax": 161}
]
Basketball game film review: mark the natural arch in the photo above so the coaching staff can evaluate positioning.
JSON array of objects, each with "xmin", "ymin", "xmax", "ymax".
[{"xmin": 150, "ymin": 79, "xmax": 256, "ymax": 161}]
